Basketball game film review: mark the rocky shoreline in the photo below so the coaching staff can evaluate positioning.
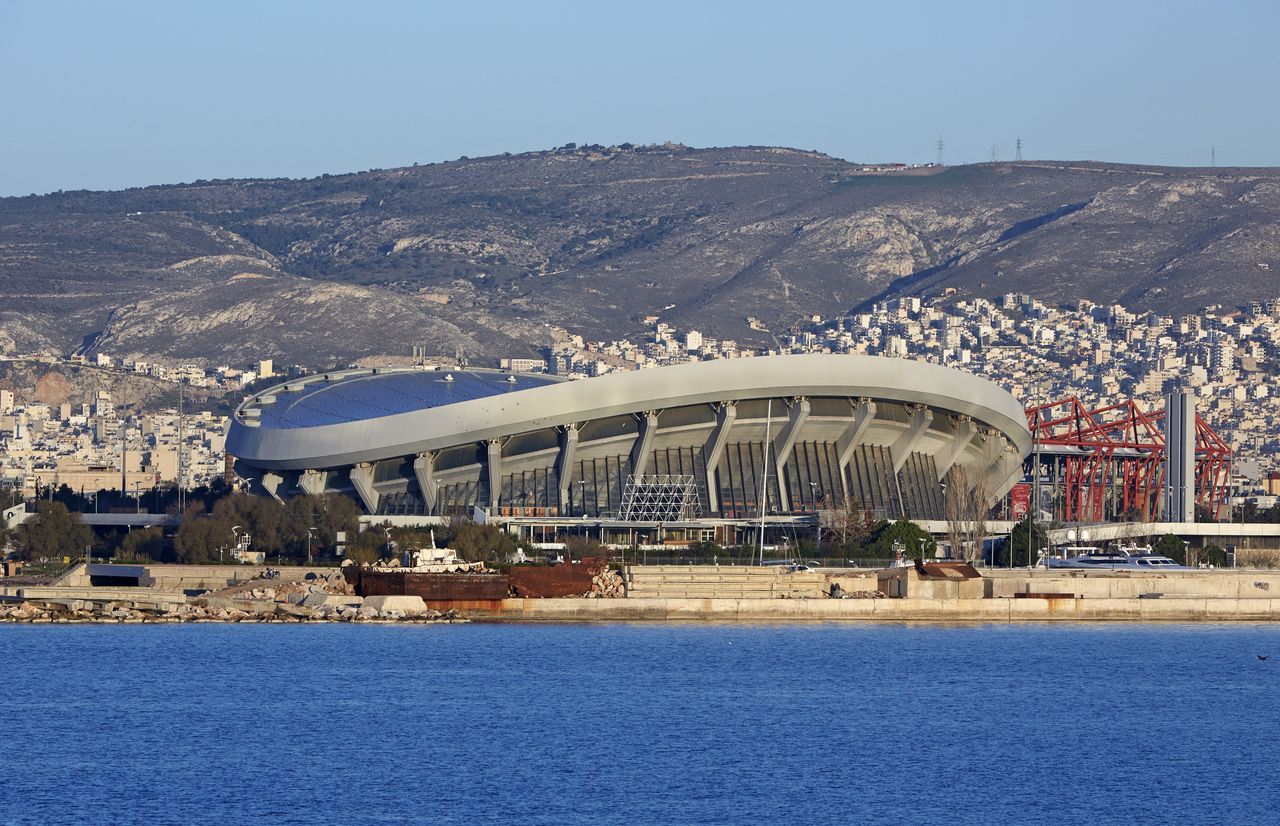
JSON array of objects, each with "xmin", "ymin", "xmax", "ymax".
[{"xmin": 0, "ymin": 600, "xmax": 468, "ymax": 624}]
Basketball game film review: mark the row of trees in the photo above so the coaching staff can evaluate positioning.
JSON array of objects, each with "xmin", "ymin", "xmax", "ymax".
[
  {"xmin": 171, "ymin": 494, "xmax": 363, "ymax": 563},
  {"xmin": 1, "ymin": 492, "xmax": 539, "ymax": 567}
]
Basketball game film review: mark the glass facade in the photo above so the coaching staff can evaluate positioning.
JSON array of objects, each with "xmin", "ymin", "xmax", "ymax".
[
  {"xmin": 784, "ymin": 441, "xmax": 844, "ymax": 511},
  {"xmin": 567, "ymin": 455, "xmax": 633, "ymax": 517}
]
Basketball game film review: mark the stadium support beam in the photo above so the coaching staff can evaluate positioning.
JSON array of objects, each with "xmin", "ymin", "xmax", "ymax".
[
  {"xmin": 983, "ymin": 447, "xmax": 1023, "ymax": 499},
  {"xmin": 350, "ymin": 463, "xmax": 380, "ymax": 514},
  {"xmin": 935, "ymin": 417, "xmax": 977, "ymax": 481},
  {"xmin": 486, "ymin": 440, "xmax": 503, "ymax": 510},
  {"xmin": 891, "ymin": 406, "xmax": 933, "ymax": 474},
  {"xmin": 413, "ymin": 452, "xmax": 438, "ymax": 515},
  {"xmin": 771, "ymin": 397, "xmax": 810, "ymax": 512},
  {"xmin": 702, "ymin": 403, "xmax": 736, "ymax": 513},
  {"xmin": 630, "ymin": 411, "xmax": 659, "ymax": 478},
  {"xmin": 971, "ymin": 432, "xmax": 1005, "ymax": 492},
  {"xmin": 836, "ymin": 400, "xmax": 877, "ymax": 499},
  {"xmin": 556, "ymin": 424, "xmax": 579, "ymax": 514},
  {"xmin": 837, "ymin": 400, "xmax": 877, "ymax": 469},
  {"xmin": 260, "ymin": 472, "xmax": 284, "ymax": 503},
  {"xmin": 298, "ymin": 469, "xmax": 326, "ymax": 497}
]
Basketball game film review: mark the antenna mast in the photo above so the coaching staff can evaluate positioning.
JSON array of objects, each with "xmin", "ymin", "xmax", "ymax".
[
  {"xmin": 120, "ymin": 407, "xmax": 127, "ymax": 499},
  {"xmin": 1015, "ymin": 137, "xmax": 1023, "ymax": 161},
  {"xmin": 178, "ymin": 381, "xmax": 185, "ymax": 513}
]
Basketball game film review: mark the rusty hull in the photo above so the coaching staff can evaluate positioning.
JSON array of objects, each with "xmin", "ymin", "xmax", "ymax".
[
  {"xmin": 507, "ymin": 561, "xmax": 605, "ymax": 598},
  {"xmin": 346, "ymin": 561, "xmax": 607, "ymax": 607}
]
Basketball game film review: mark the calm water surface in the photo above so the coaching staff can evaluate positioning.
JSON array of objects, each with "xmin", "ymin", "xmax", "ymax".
[{"xmin": 2, "ymin": 622, "xmax": 1279, "ymax": 825}]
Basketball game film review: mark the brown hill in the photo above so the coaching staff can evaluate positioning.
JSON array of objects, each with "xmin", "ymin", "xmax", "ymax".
[{"xmin": 2, "ymin": 145, "xmax": 1277, "ymax": 367}]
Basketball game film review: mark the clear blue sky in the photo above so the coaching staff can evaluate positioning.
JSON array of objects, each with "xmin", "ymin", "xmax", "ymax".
[{"xmin": 2, "ymin": 0, "xmax": 1276, "ymax": 196}]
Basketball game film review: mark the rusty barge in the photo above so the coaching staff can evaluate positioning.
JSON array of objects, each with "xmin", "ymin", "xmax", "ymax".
[{"xmin": 344, "ymin": 559, "xmax": 607, "ymax": 611}]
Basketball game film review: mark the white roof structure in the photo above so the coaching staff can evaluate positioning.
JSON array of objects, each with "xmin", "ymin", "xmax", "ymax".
[{"xmin": 227, "ymin": 354, "xmax": 1031, "ymax": 521}]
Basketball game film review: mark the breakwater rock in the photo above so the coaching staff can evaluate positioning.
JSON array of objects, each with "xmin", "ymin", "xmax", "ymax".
[{"xmin": 0, "ymin": 599, "xmax": 468, "ymax": 624}]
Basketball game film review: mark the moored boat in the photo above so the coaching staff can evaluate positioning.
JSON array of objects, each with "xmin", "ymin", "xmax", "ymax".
[{"xmin": 1043, "ymin": 544, "xmax": 1191, "ymax": 570}]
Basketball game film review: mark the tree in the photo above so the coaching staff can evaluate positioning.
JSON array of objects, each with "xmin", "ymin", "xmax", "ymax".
[
  {"xmin": 213, "ymin": 494, "xmax": 283, "ymax": 556},
  {"xmin": 562, "ymin": 534, "xmax": 606, "ymax": 559},
  {"xmin": 1198, "ymin": 543, "xmax": 1228, "ymax": 568},
  {"xmin": 278, "ymin": 494, "xmax": 362, "ymax": 560},
  {"xmin": 347, "ymin": 529, "xmax": 386, "ymax": 564},
  {"xmin": 1151, "ymin": 534, "xmax": 1188, "ymax": 563},
  {"xmin": 867, "ymin": 518, "xmax": 935, "ymax": 560},
  {"xmin": 446, "ymin": 520, "xmax": 519, "ymax": 563},
  {"xmin": 116, "ymin": 527, "xmax": 169, "ymax": 562},
  {"xmin": 999, "ymin": 516, "xmax": 1048, "ymax": 567},
  {"xmin": 819, "ymin": 498, "xmax": 876, "ymax": 554},
  {"xmin": 172, "ymin": 502, "xmax": 233, "ymax": 564},
  {"xmin": 943, "ymin": 465, "xmax": 992, "ymax": 564},
  {"xmin": 13, "ymin": 501, "xmax": 94, "ymax": 562}
]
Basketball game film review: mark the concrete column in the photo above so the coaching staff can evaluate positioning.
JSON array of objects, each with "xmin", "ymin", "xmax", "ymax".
[
  {"xmin": 836, "ymin": 399, "xmax": 877, "ymax": 501},
  {"xmin": 891, "ymin": 406, "xmax": 933, "ymax": 474},
  {"xmin": 413, "ymin": 452, "xmax": 438, "ymax": 515},
  {"xmin": 556, "ymin": 424, "xmax": 579, "ymax": 514},
  {"xmin": 837, "ymin": 400, "xmax": 877, "ymax": 470},
  {"xmin": 260, "ymin": 472, "xmax": 284, "ymax": 503},
  {"xmin": 983, "ymin": 447, "xmax": 1024, "ymax": 499},
  {"xmin": 298, "ymin": 469, "xmax": 326, "ymax": 498},
  {"xmin": 702, "ymin": 403, "xmax": 736, "ymax": 513},
  {"xmin": 630, "ymin": 411, "xmax": 659, "ymax": 478},
  {"xmin": 771, "ymin": 397, "xmax": 810, "ymax": 512},
  {"xmin": 349, "ymin": 463, "xmax": 380, "ymax": 514},
  {"xmin": 486, "ymin": 439, "xmax": 503, "ymax": 510},
  {"xmin": 935, "ymin": 417, "xmax": 977, "ymax": 481},
  {"xmin": 969, "ymin": 432, "xmax": 1007, "ymax": 494}
]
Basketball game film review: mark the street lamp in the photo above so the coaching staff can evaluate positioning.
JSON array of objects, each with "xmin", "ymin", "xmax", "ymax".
[
  {"xmin": 578, "ymin": 479, "xmax": 587, "ymax": 517},
  {"xmin": 306, "ymin": 527, "xmax": 317, "ymax": 565},
  {"xmin": 231, "ymin": 525, "xmax": 243, "ymax": 563}
]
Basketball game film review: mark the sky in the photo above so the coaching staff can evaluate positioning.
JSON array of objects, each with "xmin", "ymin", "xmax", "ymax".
[{"xmin": 2, "ymin": 0, "xmax": 1277, "ymax": 196}]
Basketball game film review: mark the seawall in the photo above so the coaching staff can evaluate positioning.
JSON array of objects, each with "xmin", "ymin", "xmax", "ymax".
[{"xmin": 476, "ymin": 596, "xmax": 1280, "ymax": 622}]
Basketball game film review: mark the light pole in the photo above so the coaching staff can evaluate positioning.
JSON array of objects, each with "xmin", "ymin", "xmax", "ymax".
[
  {"xmin": 306, "ymin": 527, "xmax": 317, "ymax": 565},
  {"xmin": 231, "ymin": 525, "xmax": 243, "ymax": 563},
  {"xmin": 578, "ymin": 479, "xmax": 587, "ymax": 517}
]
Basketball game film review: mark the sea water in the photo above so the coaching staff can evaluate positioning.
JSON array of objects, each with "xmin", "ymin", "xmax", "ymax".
[{"xmin": 2, "ymin": 622, "xmax": 1278, "ymax": 825}]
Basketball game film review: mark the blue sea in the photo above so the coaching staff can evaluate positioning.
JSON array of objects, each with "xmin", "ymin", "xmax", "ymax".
[{"xmin": 2, "ymin": 622, "xmax": 1279, "ymax": 825}]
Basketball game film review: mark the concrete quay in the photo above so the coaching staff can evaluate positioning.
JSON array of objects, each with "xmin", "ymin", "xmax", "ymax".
[{"xmin": 478, "ymin": 595, "xmax": 1280, "ymax": 622}]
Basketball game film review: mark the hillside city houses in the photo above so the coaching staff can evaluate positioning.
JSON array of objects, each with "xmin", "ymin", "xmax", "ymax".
[{"xmin": 3, "ymin": 294, "xmax": 1280, "ymax": 504}]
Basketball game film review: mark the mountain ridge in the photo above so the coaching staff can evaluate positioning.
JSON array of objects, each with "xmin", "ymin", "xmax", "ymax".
[{"xmin": 3, "ymin": 144, "xmax": 1278, "ymax": 367}]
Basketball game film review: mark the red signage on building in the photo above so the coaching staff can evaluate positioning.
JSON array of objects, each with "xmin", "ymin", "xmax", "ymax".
[{"xmin": 1009, "ymin": 483, "xmax": 1031, "ymax": 519}]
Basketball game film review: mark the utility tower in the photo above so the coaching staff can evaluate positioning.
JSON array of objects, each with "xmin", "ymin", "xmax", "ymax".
[
  {"xmin": 1015, "ymin": 137, "xmax": 1023, "ymax": 161},
  {"xmin": 935, "ymin": 137, "xmax": 945, "ymax": 166},
  {"xmin": 990, "ymin": 144, "xmax": 999, "ymax": 162}
]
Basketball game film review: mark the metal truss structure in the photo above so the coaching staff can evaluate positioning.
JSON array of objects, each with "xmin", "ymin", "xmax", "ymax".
[
  {"xmin": 1024, "ymin": 397, "xmax": 1232, "ymax": 522},
  {"xmin": 619, "ymin": 475, "xmax": 702, "ymax": 522}
]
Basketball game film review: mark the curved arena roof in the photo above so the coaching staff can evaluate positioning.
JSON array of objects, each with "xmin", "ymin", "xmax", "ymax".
[{"xmin": 227, "ymin": 354, "xmax": 1032, "ymax": 520}]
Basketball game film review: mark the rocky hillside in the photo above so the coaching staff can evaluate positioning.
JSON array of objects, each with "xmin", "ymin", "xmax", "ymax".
[{"xmin": 2, "ymin": 144, "xmax": 1278, "ymax": 367}]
